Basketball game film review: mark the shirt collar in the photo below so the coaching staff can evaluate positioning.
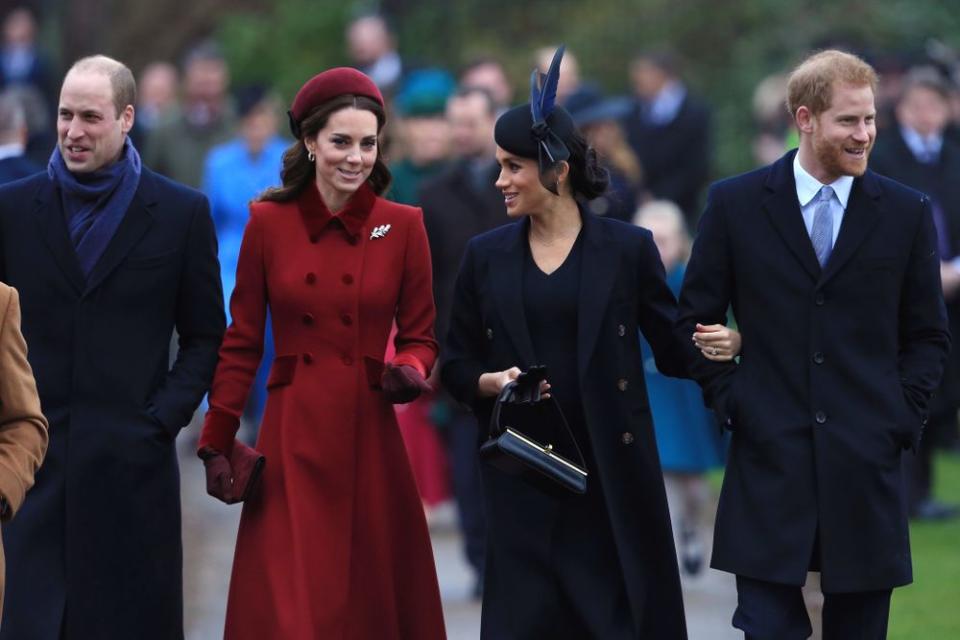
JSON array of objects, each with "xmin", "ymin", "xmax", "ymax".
[
  {"xmin": 298, "ymin": 181, "xmax": 376, "ymax": 241},
  {"xmin": 0, "ymin": 143, "xmax": 25, "ymax": 162},
  {"xmin": 793, "ymin": 152, "xmax": 854, "ymax": 209},
  {"xmin": 900, "ymin": 125, "xmax": 943, "ymax": 160},
  {"xmin": 646, "ymin": 81, "xmax": 686, "ymax": 125}
]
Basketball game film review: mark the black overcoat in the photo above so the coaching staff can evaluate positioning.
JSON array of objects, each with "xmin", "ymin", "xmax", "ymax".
[
  {"xmin": 0, "ymin": 168, "xmax": 225, "ymax": 639},
  {"xmin": 678, "ymin": 150, "xmax": 950, "ymax": 593},
  {"xmin": 442, "ymin": 212, "xmax": 689, "ymax": 639}
]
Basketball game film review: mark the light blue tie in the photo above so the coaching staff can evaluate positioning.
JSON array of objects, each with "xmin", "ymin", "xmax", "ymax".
[{"xmin": 811, "ymin": 186, "xmax": 834, "ymax": 267}]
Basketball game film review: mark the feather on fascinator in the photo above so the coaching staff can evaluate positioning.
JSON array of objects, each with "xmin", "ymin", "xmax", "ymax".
[
  {"xmin": 530, "ymin": 45, "xmax": 572, "ymax": 169},
  {"xmin": 494, "ymin": 45, "xmax": 576, "ymax": 195}
]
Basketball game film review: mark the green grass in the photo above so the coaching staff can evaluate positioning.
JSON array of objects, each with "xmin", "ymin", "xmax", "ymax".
[{"xmin": 889, "ymin": 452, "xmax": 960, "ymax": 639}]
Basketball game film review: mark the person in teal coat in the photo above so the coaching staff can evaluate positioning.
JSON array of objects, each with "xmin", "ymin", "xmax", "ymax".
[{"xmin": 636, "ymin": 199, "xmax": 734, "ymax": 577}]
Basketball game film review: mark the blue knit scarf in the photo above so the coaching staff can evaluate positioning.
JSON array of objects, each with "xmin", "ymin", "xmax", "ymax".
[{"xmin": 48, "ymin": 137, "xmax": 142, "ymax": 278}]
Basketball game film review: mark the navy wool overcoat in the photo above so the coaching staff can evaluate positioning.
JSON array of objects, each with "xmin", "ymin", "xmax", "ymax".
[{"xmin": 0, "ymin": 168, "xmax": 225, "ymax": 639}]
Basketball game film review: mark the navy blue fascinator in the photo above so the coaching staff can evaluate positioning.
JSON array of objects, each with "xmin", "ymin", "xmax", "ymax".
[{"xmin": 494, "ymin": 45, "xmax": 576, "ymax": 194}]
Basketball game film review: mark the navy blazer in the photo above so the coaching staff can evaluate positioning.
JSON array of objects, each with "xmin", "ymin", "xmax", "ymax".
[
  {"xmin": 678, "ymin": 150, "xmax": 950, "ymax": 592},
  {"xmin": 0, "ymin": 167, "xmax": 225, "ymax": 639},
  {"xmin": 443, "ymin": 211, "xmax": 690, "ymax": 638}
]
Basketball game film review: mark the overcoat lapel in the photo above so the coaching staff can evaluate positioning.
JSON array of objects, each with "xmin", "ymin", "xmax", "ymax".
[
  {"xmin": 490, "ymin": 221, "xmax": 537, "ymax": 367},
  {"xmin": 819, "ymin": 171, "xmax": 882, "ymax": 285},
  {"xmin": 84, "ymin": 170, "xmax": 157, "ymax": 294},
  {"xmin": 761, "ymin": 152, "xmax": 821, "ymax": 281},
  {"xmin": 577, "ymin": 213, "xmax": 618, "ymax": 377},
  {"xmin": 33, "ymin": 181, "xmax": 85, "ymax": 295}
]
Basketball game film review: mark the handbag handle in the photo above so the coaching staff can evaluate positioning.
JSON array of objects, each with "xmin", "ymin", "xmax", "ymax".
[{"xmin": 488, "ymin": 379, "xmax": 588, "ymax": 472}]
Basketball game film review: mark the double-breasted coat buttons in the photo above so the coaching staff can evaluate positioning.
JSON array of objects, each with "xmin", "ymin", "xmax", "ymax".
[
  {"xmin": 617, "ymin": 378, "xmax": 628, "ymax": 392},
  {"xmin": 618, "ymin": 324, "xmax": 626, "ymax": 337},
  {"xmin": 486, "ymin": 328, "xmax": 493, "ymax": 340},
  {"xmin": 622, "ymin": 432, "xmax": 634, "ymax": 444}
]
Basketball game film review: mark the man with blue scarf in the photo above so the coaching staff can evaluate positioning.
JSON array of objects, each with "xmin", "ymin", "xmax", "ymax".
[{"xmin": 0, "ymin": 55, "xmax": 225, "ymax": 639}]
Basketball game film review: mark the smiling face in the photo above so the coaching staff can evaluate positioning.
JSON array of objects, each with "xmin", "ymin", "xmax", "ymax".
[
  {"xmin": 494, "ymin": 146, "xmax": 553, "ymax": 217},
  {"xmin": 57, "ymin": 69, "xmax": 133, "ymax": 173},
  {"xmin": 307, "ymin": 106, "xmax": 379, "ymax": 210},
  {"xmin": 798, "ymin": 81, "xmax": 876, "ymax": 183}
]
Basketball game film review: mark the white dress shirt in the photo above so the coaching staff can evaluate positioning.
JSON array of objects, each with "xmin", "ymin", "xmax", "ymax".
[{"xmin": 793, "ymin": 152, "xmax": 853, "ymax": 249}]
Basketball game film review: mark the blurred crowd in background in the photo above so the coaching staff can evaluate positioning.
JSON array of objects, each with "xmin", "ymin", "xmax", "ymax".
[{"xmin": 3, "ymin": 4, "xmax": 960, "ymax": 600}]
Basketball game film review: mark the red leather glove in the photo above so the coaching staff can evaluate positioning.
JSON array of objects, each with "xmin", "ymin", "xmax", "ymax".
[
  {"xmin": 199, "ymin": 440, "xmax": 266, "ymax": 504},
  {"xmin": 381, "ymin": 363, "xmax": 432, "ymax": 404},
  {"xmin": 200, "ymin": 449, "xmax": 237, "ymax": 504}
]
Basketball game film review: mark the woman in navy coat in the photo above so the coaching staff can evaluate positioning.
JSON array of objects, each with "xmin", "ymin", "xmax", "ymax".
[{"xmin": 442, "ymin": 48, "xmax": 737, "ymax": 639}]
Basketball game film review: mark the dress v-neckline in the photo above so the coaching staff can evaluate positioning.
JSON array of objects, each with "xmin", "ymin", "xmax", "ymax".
[{"xmin": 528, "ymin": 229, "xmax": 583, "ymax": 277}]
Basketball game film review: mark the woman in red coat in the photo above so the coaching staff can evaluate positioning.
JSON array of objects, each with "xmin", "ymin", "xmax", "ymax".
[{"xmin": 197, "ymin": 68, "xmax": 446, "ymax": 639}]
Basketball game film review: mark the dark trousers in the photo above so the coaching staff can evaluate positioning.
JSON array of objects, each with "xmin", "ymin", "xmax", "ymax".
[
  {"xmin": 733, "ymin": 575, "xmax": 891, "ymax": 640},
  {"xmin": 444, "ymin": 409, "xmax": 488, "ymax": 578},
  {"xmin": 904, "ymin": 410, "xmax": 957, "ymax": 513}
]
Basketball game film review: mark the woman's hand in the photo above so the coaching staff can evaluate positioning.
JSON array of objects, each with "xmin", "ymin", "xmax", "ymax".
[
  {"xmin": 477, "ymin": 367, "xmax": 551, "ymax": 398},
  {"xmin": 693, "ymin": 323, "xmax": 741, "ymax": 362}
]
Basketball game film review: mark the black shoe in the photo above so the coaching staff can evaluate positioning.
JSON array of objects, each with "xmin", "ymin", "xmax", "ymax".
[
  {"xmin": 911, "ymin": 500, "xmax": 959, "ymax": 521},
  {"xmin": 679, "ymin": 526, "xmax": 705, "ymax": 576}
]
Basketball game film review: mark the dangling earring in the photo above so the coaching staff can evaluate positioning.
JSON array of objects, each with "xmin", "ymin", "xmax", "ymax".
[{"xmin": 307, "ymin": 149, "xmax": 316, "ymax": 162}]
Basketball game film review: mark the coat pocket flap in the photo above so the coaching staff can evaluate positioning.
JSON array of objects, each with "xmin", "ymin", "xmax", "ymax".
[{"xmin": 266, "ymin": 354, "xmax": 298, "ymax": 389}]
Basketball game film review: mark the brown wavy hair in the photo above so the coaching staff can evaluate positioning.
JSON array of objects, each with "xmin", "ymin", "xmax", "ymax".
[{"xmin": 258, "ymin": 94, "xmax": 391, "ymax": 203}]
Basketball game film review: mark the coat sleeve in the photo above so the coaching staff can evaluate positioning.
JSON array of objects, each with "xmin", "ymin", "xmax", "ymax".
[
  {"xmin": 676, "ymin": 184, "xmax": 739, "ymax": 424},
  {"xmin": 199, "ymin": 206, "xmax": 267, "ymax": 454},
  {"xmin": 0, "ymin": 287, "xmax": 48, "ymax": 521},
  {"xmin": 440, "ymin": 239, "xmax": 489, "ymax": 412},
  {"xmin": 898, "ymin": 195, "xmax": 952, "ymax": 448},
  {"xmin": 147, "ymin": 194, "xmax": 226, "ymax": 437},
  {"xmin": 390, "ymin": 209, "xmax": 439, "ymax": 377},
  {"xmin": 635, "ymin": 229, "xmax": 694, "ymax": 378}
]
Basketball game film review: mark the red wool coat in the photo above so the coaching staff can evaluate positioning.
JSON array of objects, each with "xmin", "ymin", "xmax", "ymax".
[{"xmin": 200, "ymin": 182, "xmax": 445, "ymax": 639}]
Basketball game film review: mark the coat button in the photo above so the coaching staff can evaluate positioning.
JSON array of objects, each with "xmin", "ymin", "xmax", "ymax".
[
  {"xmin": 310, "ymin": 234, "xmax": 320, "ymax": 244},
  {"xmin": 341, "ymin": 313, "xmax": 353, "ymax": 326},
  {"xmin": 486, "ymin": 328, "xmax": 493, "ymax": 340},
  {"xmin": 617, "ymin": 378, "xmax": 628, "ymax": 392},
  {"xmin": 815, "ymin": 411, "xmax": 827, "ymax": 424},
  {"xmin": 305, "ymin": 272, "xmax": 316, "ymax": 284},
  {"xmin": 621, "ymin": 432, "xmax": 634, "ymax": 444},
  {"xmin": 815, "ymin": 293, "xmax": 825, "ymax": 306},
  {"xmin": 342, "ymin": 355, "xmax": 354, "ymax": 366},
  {"xmin": 618, "ymin": 324, "xmax": 626, "ymax": 337},
  {"xmin": 813, "ymin": 352, "xmax": 824, "ymax": 364},
  {"xmin": 347, "ymin": 235, "xmax": 358, "ymax": 246},
  {"xmin": 302, "ymin": 353, "xmax": 314, "ymax": 365},
  {"xmin": 342, "ymin": 274, "xmax": 354, "ymax": 285},
  {"xmin": 302, "ymin": 313, "xmax": 314, "ymax": 326}
]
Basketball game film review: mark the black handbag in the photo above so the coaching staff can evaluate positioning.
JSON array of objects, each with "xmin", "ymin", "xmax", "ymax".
[{"xmin": 479, "ymin": 367, "xmax": 588, "ymax": 495}]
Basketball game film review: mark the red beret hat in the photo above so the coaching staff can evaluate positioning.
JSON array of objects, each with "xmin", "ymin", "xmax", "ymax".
[{"xmin": 287, "ymin": 67, "xmax": 384, "ymax": 138}]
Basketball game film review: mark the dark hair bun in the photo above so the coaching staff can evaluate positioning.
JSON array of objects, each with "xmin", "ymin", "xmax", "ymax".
[{"xmin": 567, "ymin": 134, "xmax": 609, "ymax": 200}]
